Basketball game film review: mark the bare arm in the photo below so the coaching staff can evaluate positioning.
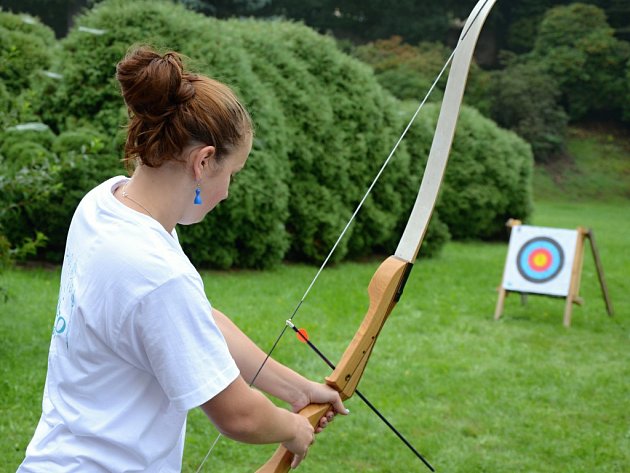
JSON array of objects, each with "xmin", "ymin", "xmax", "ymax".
[
  {"xmin": 200, "ymin": 376, "xmax": 314, "ymax": 467},
  {"xmin": 212, "ymin": 309, "xmax": 308, "ymax": 403},
  {"xmin": 212, "ymin": 309, "xmax": 347, "ymax": 421},
  {"xmin": 199, "ymin": 309, "xmax": 348, "ymax": 468}
]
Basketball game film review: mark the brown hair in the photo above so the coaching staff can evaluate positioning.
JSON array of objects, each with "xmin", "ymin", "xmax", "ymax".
[{"xmin": 116, "ymin": 45, "xmax": 252, "ymax": 168}]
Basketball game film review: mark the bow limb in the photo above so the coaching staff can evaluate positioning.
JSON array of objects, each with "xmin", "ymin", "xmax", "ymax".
[
  {"xmin": 256, "ymin": 1, "xmax": 497, "ymax": 471},
  {"xmin": 396, "ymin": 0, "xmax": 498, "ymax": 263}
]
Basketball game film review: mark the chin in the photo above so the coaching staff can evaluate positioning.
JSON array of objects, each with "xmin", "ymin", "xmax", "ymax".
[
  {"xmin": 178, "ymin": 214, "xmax": 204, "ymax": 226},
  {"xmin": 179, "ymin": 207, "xmax": 215, "ymax": 226}
]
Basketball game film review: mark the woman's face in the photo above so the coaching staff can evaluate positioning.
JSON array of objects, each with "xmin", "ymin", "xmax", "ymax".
[{"xmin": 181, "ymin": 133, "xmax": 252, "ymax": 225}]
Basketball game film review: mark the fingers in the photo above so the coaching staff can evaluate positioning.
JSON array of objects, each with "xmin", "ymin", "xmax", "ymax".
[
  {"xmin": 315, "ymin": 407, "xmax": 345, "ymax": 433},
  {"xmin": 290, "ymin": 430, "xmax": 315, "ymax": 469},
  {"xmin": 290, "ymin": 449, "xmax": 304, "ymax": 468}
]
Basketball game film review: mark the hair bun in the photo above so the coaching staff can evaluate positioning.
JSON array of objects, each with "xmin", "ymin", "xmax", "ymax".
[{"xmin": 116, "ymin": 46, "xmax": 194, "ymax": 122}]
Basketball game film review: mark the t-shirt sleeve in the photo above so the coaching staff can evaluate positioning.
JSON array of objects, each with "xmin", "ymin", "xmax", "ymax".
[{"xmin": 120, "ymin": 273, "xmax": 240, "ymax": 412}]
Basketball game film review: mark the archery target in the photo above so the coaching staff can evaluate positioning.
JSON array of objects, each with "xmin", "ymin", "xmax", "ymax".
[{"xmin": 502, "ymin": 225, "xmax": 578, "ymax": 296}]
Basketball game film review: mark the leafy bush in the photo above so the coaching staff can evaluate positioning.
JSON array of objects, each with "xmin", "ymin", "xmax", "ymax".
[
  {"xmin": 352, "ymin": 37, "xmax": 492, "ymax": 116},
  {"xmin": 0, "ymin": 9, "xmax": 56, "ymax": 43},
  {"xmin": 34, "ymin": 130, "xmax": 122, "ymax": 261},
  {"xmin": 0, "ymin": 82, "xmax": 10, "ymax": 127},
  {"xmin": 236, "ymin": 22, "xmax": 417, "ymax": 262},
  {"xmin": 0, "ymin": 11, "xmax": 56, "ymax": 94},
  {"xmin": 489, "ymin": 61, "xmax": 568, "ymax": 162},
  {"xmin": 402, "ymin": 102, "xmax": 534, "ymax": 241},
  {"xmin": 0, "ymin": 159, "xmax": 60, "ymax": 264},
  {"xmin": 30, "ymin": 0, "xmax": 427, "ymax": 267},
  {"xmin": 531, "ymin": 3, "xmax": 630, "ymax": 121},
  {"xmin": 0, "ymin": 0, "xmax": 534, "ymax": 269},
  {"xmin": 0, "ymin": 127, "xmax": 122, "ymax": 262}
]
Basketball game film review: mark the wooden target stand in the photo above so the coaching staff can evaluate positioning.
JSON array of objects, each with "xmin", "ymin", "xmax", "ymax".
[{"xmin": 494, "ymin": 220, "xmax": 614, "ymax": 327}]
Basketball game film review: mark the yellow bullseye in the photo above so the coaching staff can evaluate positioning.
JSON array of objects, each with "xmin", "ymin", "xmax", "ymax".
[{"xmin": 532, "ymin": 252, "xmax": 549, "ymax": 268}]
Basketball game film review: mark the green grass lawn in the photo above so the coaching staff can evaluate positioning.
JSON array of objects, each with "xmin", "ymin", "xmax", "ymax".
[{"xmin": 1, "ymin": 127, "xmax": 629, "ymax": 472}]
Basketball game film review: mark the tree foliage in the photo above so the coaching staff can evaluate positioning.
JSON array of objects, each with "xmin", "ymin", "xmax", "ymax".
[
  {"xmin": 0, "ymin": 11, "xmax": 56, "ymax": 94},
  {"xmin": 489, "ymin": 61, "xmax": 568, "ymax": 162},
  {"xmin": 352, "ymin": 36, "xmax": 492, "ymax": 115},
  {"xmin": 531, "ymin": 3, "xmax": 630, "ymax": 121}
]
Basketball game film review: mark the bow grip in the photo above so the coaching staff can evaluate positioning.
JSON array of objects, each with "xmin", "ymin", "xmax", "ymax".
[{"xmin": 255, "ymin": 402, "xmax": 331, "ymax": 473}]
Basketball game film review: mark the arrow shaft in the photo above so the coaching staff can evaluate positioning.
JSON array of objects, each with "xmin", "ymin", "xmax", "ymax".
[{"xmin": 286, "ymin": 321, "xmax": 434, "ymax": 471}]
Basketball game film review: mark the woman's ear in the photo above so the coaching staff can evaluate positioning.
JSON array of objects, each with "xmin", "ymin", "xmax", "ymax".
[{"xmin": 192, "ymin": 145, "xmax": 216, "ymax": 181}]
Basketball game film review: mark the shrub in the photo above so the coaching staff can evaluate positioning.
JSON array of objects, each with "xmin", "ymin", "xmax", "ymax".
[
  {"xmin": 0, "ymin": 10, "xmax": 56, "ymax": 43},
  {"xmin": 33, "ymin": 129, "xmax": 122, "ymax": 261},
  {"xmin": 0, "ymin": 127, "xmax": 122, "ymax": 262},
  {"xmin": 0, "ymin": 11, "xmax": 56, "ymax": 94},
  {"xmin": 2, "ymin": 0, "xmax": 533, "ymax": 269},
  {"xmin": 0, "ymin": 159, "xmax": 61, "ymax": 261},
  {"xmin": 404, "ymin": 103, "xmax": 534, "ymax": 241},
  {"xmin": 352, "ymin": 37, "xmax": 492, "ymax": 116},
  {"xmin": 0, "ymin": 124, "xmax": 56, "ymax": 172},
  {"xmin": 489, "ymin": 61, "xmax": 568, "ymax": 162},
  {"xmin": 235, "ymin": 21, "xmax": 414, "ymax": 262},
  {"xmin": 532, "ymin": 3, "xmax": 630, "ymax": 121},
  {"xmin": 0, "ymin": 82, "xmax": 10, "ymax": 127}
]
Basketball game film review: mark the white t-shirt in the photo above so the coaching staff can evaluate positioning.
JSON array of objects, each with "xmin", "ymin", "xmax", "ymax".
[{"xmin": 19, "ymin": 176, "xmax": 240, "ymax": 472}]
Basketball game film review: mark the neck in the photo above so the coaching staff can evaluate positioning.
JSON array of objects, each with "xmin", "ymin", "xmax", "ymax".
[{"xmin": 116, "ymin": 163, "xmax": 191, "ymax": 233}]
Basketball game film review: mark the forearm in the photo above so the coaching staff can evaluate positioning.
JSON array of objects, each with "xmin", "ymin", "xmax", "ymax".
[
  {"xmin": 202, "ymin": 376, "xmax": 298, "ymax": 444},
  {"xmin": 212, "ymin": 308, "xmax": 309, "ymax": 404}
]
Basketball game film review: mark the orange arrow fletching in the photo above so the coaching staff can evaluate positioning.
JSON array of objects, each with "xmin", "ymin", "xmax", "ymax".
[{"xmin": 296, "ymin": 328, "xmax": 309, "ymax": 343}]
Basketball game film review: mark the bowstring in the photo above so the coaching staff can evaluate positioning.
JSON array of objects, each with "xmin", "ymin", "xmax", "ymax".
[{"xmin": 194, "ymin": 2, "xmax": 493, "ymax": 465}]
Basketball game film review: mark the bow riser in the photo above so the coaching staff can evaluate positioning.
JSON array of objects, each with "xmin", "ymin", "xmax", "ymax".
[
  {"xmin": 255, "ymin": 256, "xmax": 411, "ymax": 473},
  {"xmin": 325, "ymin": 256, "xmax": 411, "ymax": 398}
]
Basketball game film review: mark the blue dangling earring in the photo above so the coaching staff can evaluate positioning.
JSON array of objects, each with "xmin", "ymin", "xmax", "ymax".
[{"xmin": 194, "ymin": 183, "xmax": 202, "ymax": 205}]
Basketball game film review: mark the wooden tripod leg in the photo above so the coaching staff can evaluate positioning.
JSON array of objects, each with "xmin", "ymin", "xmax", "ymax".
[
  {"xmin": 563, "ymin": 228, "xmax": 587, "ymax": 327},
  {"xmin": 494, "ymin": 287, "xmax": 507, "ymax": 320},
  {"xmin": 494, "ymin": 219, "xmax": 523, "ymax": 322},
  {"xmin": 586, "ymin": 229, "xmax": 614, "ymax": 316}
]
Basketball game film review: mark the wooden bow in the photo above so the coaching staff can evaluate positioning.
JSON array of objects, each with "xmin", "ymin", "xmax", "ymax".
[{"xmin": 256, "ymin": 1, "xmax": 497, "ymax": 471}]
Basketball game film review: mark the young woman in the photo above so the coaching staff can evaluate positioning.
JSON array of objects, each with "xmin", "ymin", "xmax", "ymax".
[{"xmin": 18, "ymin": 46, "xmax": 346, "ymax": 472}]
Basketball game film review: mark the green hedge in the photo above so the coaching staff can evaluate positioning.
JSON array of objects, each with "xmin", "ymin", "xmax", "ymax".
[
  {"xmin": 0, "ymin": 126, "xmax": 121, "ymax": 262},
  {"xmin": 489, "ymin": 61, "xmax": 568, "ymax": 162},
  {"xmin": 351, "ymin": 37, "xmax": 492, "ymax": 116},
  {"xmin": 531, "ymin": 3, "xmax": 630, "ymax": 121},
  {"xmin": 400, "ymin": 102, "xmax": 534, "ymax": 242},
  {"xmin": 0, "ymin": 1, "xmax": 534, "ymax": 269},
  {"xmin": 0, "ymin": 11, "xmax": 56, "ymax": 95}
]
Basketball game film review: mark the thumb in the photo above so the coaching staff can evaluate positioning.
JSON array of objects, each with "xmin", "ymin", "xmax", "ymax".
[{"xmin": 331, "ymin": 394, "xmax": 349, "ymax": 416}]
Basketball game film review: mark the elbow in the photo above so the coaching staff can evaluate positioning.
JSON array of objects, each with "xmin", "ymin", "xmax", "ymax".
[{"xmin": 214, "ymin": 411, "xmax": 260, "ymax": 441}]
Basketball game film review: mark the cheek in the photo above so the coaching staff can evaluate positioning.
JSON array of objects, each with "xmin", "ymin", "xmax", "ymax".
[{"xmin": 207, "ymin": 178, "xmax": 230, "ymax": 205}]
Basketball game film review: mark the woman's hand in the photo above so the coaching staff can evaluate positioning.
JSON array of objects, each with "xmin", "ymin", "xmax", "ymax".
[
  {"xmin": 282, "ymin": 413, "xmax": 316, "ymax": 468},
  {"xmin": 290, "ymin": 381, "xmax": 349, "ymax": 433}
]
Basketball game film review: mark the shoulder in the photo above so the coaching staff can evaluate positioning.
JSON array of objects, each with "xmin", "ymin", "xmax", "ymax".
[{"xmin": 69, "ymin": 176, "xmax": 201, "ymax": 301}]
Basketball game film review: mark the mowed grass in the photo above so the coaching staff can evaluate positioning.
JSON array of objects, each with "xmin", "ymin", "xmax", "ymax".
[{"xmin": 1, "ymin": 127, "xmax": 628, "ymax": 472}]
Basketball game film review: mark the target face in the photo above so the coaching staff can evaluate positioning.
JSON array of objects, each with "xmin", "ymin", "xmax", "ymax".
[
  {"xmin": 502, "ymin": 226, "xmax": 578, "ymax": 296},
  {"xmin": 517, "ymin": 237, "xmax": 564, "ymax": 283}
]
